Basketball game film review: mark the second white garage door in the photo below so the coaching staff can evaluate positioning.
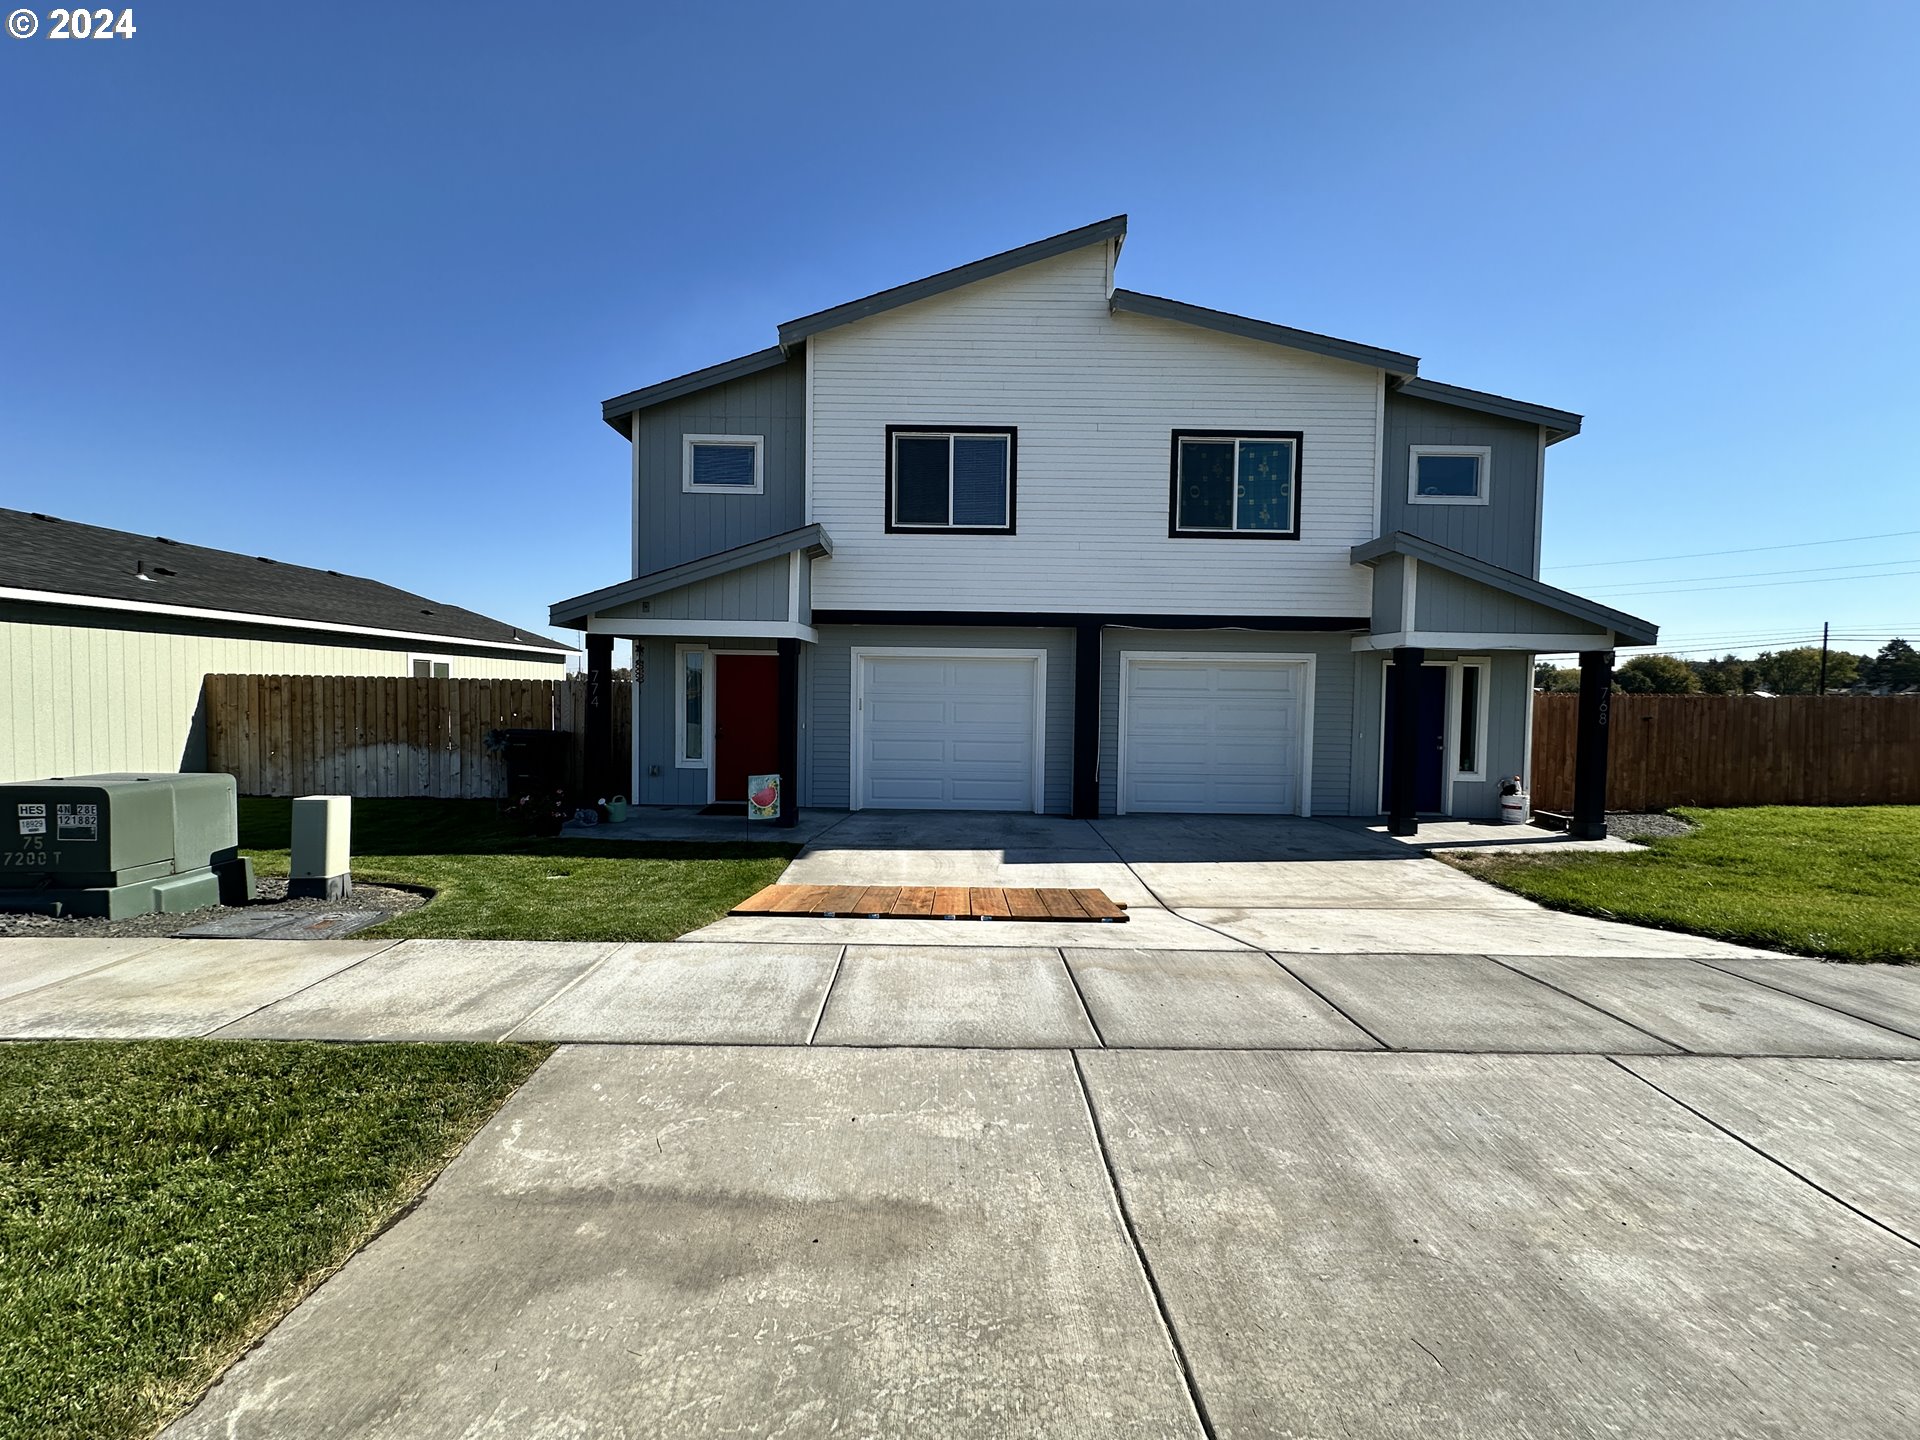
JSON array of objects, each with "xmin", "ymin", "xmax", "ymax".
[
  {"xmin": 856, "ymin": 652, "xmax": 1043, "ymax": 811},
  {"xmin": 1119, "ymin": 656, "xmax": 1309, "ymax": 815}
]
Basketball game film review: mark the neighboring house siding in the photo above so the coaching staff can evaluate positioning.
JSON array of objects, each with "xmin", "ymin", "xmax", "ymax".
[
  {"xmin": 1095, "ymin": 629, "xmax": 1356, "ymax": 817},
  {"xmin": 634, "ymin": 356, "xmax": 807, "ymax": 575},
  {"xmin": 0, "ymin": 605, "xmax": 561, "ymax": 783},
  {"xmin": 1414, "ymin": 566, "xmax": 1605, "ymax": 638},
  {"xmin": 1382, "ymin": 391, "xmax": 1543, "ymax": 576},
  {"xmin": 807, "ymin": 245, "xmax": 1381, "ymax": 616},
  {"xmin": 602, "ymin": 556, "xmax": 793, "ymax": 624},
  {"xmin": 804, "ymin": 625, "xmax": 1076, "ymax": 812}
]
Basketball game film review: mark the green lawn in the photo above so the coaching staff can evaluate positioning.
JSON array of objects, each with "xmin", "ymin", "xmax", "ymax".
[
  {"xmin": 0, "ymin": 1040, "xmax": 547, "ymax": 1440},
  {"xmin": 239, "ymin": 798, "xmax": 799, "ymax": 941},
  {"xmin": 1450, "ymin": 806, "xmax": 1920, "ymax": 962}
]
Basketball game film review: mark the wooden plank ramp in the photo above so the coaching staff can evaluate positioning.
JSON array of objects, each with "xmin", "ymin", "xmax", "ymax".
[{"xmin": 731, "ymin": 884, "xmax": 1130, "ymax": 922}]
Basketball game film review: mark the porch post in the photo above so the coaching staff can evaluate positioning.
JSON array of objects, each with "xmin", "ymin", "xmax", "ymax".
[
  {"xmin": 1571, "ymin": 648, "xmax": 1615, "ymax": 840},
  {"xmin": 584, "ymin": 633, "xmax": 614, "ymax": 802},
  {"xmin": 776, "ymin": 638, "xmax": 801, "ymax": 829},
  {"xmin": 1072, "ymin": 622, "xmax": 1101, "ymax": 819},
  {"xmin": 1386, "ymin": 646, "xmax": 1425, "ymax": 836}
]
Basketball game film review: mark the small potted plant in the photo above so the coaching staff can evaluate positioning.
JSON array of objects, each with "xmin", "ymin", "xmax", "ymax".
[{"xmin": 505, "ymin": 786, "xmax": 569, "ymax": 837}]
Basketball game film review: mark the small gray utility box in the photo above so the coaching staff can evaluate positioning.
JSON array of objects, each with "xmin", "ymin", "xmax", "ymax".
[{"xmin": 0, "ymin": 772, "xmax": 255, "ymax": 919}]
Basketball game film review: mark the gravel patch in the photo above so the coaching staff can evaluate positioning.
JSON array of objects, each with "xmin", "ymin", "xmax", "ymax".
[
  {"xmin": 1607, "ymin": 811, "xmax": 1696, "ymax": 842},
  {"xmin": 0, "ymin": 876, "xmax": 429, "ymax": 940}
]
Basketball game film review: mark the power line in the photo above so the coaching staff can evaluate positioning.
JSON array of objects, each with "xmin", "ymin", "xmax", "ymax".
[
  {"xmin": 1586, "ymin": 567, "xmax": 1920, "ymax": 599},
  {"xmin": 1584, "ymin": 555, "xmax": 1918, "ymax": 594},
  {"xmin": 1544, "ymin": 527, "xmax": 1920, "ymax": 572}
]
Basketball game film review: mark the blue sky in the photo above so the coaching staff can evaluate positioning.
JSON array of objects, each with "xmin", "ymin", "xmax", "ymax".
[{"xmin": 5, "ymin": 1, "xmax": 1916, "ymax": 663}]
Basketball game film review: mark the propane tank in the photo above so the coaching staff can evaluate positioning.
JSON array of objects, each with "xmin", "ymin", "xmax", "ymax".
[{"xmin": 1497, "ymin": 776, "xmax": 1529, "ymax": 825}]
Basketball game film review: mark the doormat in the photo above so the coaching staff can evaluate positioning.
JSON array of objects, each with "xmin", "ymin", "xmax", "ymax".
[
  {"xmin": 731, "ymin": 884, "xmax": 1128, "ymax": 922},
  {"xmin": 699, "ymin": 802, "xmax": 748, "ymax": 817}
]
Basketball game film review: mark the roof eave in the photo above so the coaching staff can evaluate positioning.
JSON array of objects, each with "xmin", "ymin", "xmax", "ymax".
[
  {"xmin": 1393, "ymin": 376, "xmax": 1583, "ymax": 440},
  {"xmin": 1108, "ymin": 290, "xmax": 1419, "ymax": 378},
  {"xmin": 775, "ymin": 215, "xmax": 1129, "ymax": 349},
  {"xmin": 600, "ymin": 345, "xmax": 794, "ymax": 432},
  {"xmin": 549, "ymin": 524, "xmax": 833, "ymax": 628}
]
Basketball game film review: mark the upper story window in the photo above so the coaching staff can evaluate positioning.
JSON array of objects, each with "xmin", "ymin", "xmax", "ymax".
[
  {"xmin": 683, "ymin": 435, "xmax": 765, "ymax": 494},
  {"xmin": 885, "ymin": 425, "xmax": 1016, "ymax": 534},
  {"xmin": 1409, "ymin": 445, "xmax": 1491, "ymax": 506},
  {"xmin": 1170, "ymin": 430, "xmax": 1302, "ymax": 539}
]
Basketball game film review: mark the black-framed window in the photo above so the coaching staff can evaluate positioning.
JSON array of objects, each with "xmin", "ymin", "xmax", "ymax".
[
  {"xmin": 885, "ymin": 425, "xmax": 1016, "ymax": 533},
  {"xmin": 1169, "ymin": 430, "xmax": 1302, "ymax": 539}
]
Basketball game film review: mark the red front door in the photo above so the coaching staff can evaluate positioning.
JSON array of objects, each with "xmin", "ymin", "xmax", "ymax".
[{"xmin": 713, "ymin": 654, "xmax": 780, "ymax": 802}]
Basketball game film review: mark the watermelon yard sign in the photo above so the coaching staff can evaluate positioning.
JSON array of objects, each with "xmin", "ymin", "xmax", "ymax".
[{"xmin": 747, "ymin": 774, "xmax": 781, "ymax": 820}]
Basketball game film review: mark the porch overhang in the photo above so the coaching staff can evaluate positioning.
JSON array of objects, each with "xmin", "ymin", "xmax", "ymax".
[
  {"xmin": 1351, "ymin": 532, "xmax": 1657, "ymax": 650},
  {"xmin": 549, "ymin": 524, "xmax": 832, "ymax": 632}
]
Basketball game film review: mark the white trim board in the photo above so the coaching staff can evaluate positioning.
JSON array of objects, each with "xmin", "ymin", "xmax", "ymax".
[
  {"xmin": 0, "ymin": 586, "xmax": 570, "ymax": 658},
  {"xmin": 586, "ymin": 618, "xmax": 818, "ymax": 641},
  {"xmin": 1115, "ymin": 651, "xmax": 1316, "ymax": 818},
  {"xmin": 848, "ymin": 646, "xmax": 1048, "ymax": 814},
  {"xmin": 1355, "ymin": 630, "xmax": 1613, "ymax": 653}
]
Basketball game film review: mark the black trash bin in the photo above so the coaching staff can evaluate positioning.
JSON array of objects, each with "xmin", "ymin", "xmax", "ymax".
[{"xmin": 489, "ymin": 729, "xmax": 571, "ymax": 800}]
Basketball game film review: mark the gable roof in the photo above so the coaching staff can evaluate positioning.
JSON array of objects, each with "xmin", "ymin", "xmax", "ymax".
[
  {"xmin": 776, "ymin": 215, "xmax": 1129, "ymax": 349},
  {"xmin": 549, "ymin": 523, "xmax": 833, "ymax": 628},
  {"xmin": 1394, "ymin": 377, "xmax": 1582, "ymax": 441},
  {"xmin": 1109, "ymin": 289, "xmax": 1419, "ymax": 378},
  {"xmin": 1352, "ymin": 531, "xmax": 1657, "ymax": 646},
  {"xmin": 0, "ymin": 509, "xmax": 570, "ymax": 655}
]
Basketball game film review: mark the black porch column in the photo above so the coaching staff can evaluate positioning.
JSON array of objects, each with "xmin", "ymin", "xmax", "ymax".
[
  {"xmin": 1570, "ymin": 649, "xmax": 1615, "ymax": 840},
  {"xmin": 1072, "ymin": 622, "xmax": 1101, "ymax": 819},
  {"xmin": 583, "ymin": 633, "xmax": 614, "ymax": 801},
  {"xmin": 775, "ymin": 637, "xmax": 801, "ymax": 828},
  {"xmin": 1386, "ymin": 646, "xmax": 1426, "ymax": 836}
]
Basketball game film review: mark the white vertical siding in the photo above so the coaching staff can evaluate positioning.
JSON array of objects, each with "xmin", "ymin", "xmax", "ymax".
[
  {"xmin": 808, "ymin": 244, "xmax": 1380, "ymax": 616},
  {"xmin": 0, "ymin": 614, "xmax": 562, "ymax": 782}
]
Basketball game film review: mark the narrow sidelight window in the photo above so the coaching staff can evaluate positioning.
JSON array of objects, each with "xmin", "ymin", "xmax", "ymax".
[
  {"xmin": 1457, "ymin": 664, "xmax": 1481, "ymax": 775},
  {"xmin": 885, "ymin": 426, "xmax": 1016, "ymax": 533},
  {"xmin": 1170, "ymin": 431, "xmax": 1302, "ymax": 538},
  {"xmin": 677, "ymin": 647, "xmax": 707, "ymax": 765}
]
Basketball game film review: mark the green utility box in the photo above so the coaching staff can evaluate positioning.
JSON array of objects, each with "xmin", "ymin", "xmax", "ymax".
[{"xmin": 0, "ymin": 773, "xmax": 256, "ymax": 919}]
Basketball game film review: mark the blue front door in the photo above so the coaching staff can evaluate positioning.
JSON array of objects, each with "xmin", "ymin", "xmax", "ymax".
[{"xmin": 1384, "ymin": 666, "xmax": 1449, "ymax": 813}]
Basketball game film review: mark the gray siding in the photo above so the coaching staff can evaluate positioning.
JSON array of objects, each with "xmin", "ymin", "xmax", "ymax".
[
  {"xmin": 603, "ymin": 557, "xmax": 792, "ymax": 624},
  {"xmin": 1370, "ymin": 554, "xmax": 1407, "ymax": 632},
  {"xmin": 634, "ymin": 355, "xmax": 806, "ymax": 576},
  {"xmin": 1414, "ymin": 566, "xmax": 1605, "ymax": 638},
  {"xmin": 1097, "ymin": 629, "xmax": 1357, "ymax": 817},
  {"xmin": 805, "ymin": 626, "xmax": 1076, "ymax": 812},
  {"xmin": 1381, "ymin": 392, "xmax": 1542, "ymax": 576},
  {"xmin": 1347, "ymin": 649, "xmax": 1532, "ymax": 819}
]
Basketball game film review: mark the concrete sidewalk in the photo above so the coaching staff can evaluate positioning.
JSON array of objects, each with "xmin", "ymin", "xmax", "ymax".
[
  {"xmin": 160, "ymin": 1044, "xmax": 1920, "ymax": 1439},
  {"xmin": 4, "ymin": 936, "xmax": 1918, "ymax": 1055}
]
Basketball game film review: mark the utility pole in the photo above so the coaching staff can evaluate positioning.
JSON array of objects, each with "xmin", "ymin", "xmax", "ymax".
[{"xmin": 1818, "ymin": 621, "xmax": 1830, "ymax": 695}]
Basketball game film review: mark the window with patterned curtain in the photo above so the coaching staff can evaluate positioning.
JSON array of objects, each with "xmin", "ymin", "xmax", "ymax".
[{"xmin": 1172, "ymin": 431, "xmax": 1301, "ymax": 537}]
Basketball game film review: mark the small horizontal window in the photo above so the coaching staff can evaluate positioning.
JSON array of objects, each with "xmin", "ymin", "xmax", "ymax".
[
  {"xmin": 886, "ymin": 427, "xmax": 1016, "ymax": 533},
  {"xmin": 410, "ymin": 657, "xmax": 451, "ymax": 679},
  {"xmin": 1409, "ymin": 446, "xmax": 1491, "ymax": 505},
  {"xmin": 1170, "ymin": 431, "xmax": 1302, "ymax": 538},
  {"xmin": 683, "ymin": 435, "xmax": 765, "ymax": 494}
]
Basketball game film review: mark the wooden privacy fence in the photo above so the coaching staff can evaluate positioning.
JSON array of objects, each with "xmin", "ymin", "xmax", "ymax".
[
  {"xmin": 203, "ymin": 674, "xmax": 633, "ymax": 799},
  {"xmin": 1531, "ymin": 693, "xmax": 1920, "ymax": 811}
]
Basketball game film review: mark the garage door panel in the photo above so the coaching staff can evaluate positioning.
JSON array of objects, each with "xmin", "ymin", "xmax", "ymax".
[
  {"xmin": 859, "ymin": 655, "xmax": 1040, "ymax": 812},
  {"xmin": 1122, "ymin": 658, "xmax": 1305, "ymax": 816}
]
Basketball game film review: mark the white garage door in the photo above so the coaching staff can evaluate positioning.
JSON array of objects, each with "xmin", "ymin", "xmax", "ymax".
[
  {"xmin": 857, "ymin": 653, "xmax": 1041, "ymax": 811},
  {"xmin": 1121, "ymin": 658, "xmax": 1307, "ymax": 814}
]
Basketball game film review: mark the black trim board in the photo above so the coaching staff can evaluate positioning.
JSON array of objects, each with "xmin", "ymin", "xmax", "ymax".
[
  {"xmin": 812, "ymin": 610, "xmax": 1369, "ymax": 631},
  {"xmin": 1168, "ymin": 429, "xmax": 1303, "ymax": 541},
  {"xmin": 883, "ymin": 424, "xmax": 1018, "ymax": 536}
]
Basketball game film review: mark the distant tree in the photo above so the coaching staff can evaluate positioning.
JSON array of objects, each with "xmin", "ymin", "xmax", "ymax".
[
  {"xmin": 1753, "ymin": 646, "xmax": 1864, "ymax": 695},
  {"xmin": 1534, "ymin": 662, "xmax": 1581, "ymax": 692},
  {"xmin": 1692, "ymin": 654, "xmax": 1759, "ymax": 694},
  {"xmin": 1615, "ymin": 654, "xmax": 1700, "ymax": 694},
  {"xmin": 1866, "ymin": 638, "xmax": 1920, "ymax": 692}
]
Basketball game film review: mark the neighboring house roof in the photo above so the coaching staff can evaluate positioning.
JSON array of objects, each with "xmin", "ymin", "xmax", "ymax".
[
  {"xmin": 776, "ymin": 215, "xmax": 1130, "ymax": 349},
  {"xmin": 1395, "ymin": 377, "xmax": 1583, "ymax": 442},
  {"xmin": 1108, "ymin": 289, "xmax": 1419, "ymax": 379},
  {"xmin": 1352, "ymin": 531, "xmax": 1658, "ymax": 646},
  {"xmin": 0, "ymin": 509, "xmax": 571, "ymax": 655},
  {"xmin": 597, "ymin": 215, "xmax": 1580, "ymax": 439},
  {"xmin": 550, "ymin": 523, "xmax": 833, "ymax": 628}
]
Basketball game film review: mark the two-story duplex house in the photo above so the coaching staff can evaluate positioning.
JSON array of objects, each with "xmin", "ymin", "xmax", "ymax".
[{"xmin": 552, "ymin": 217, "xmax": 1654, "ymax": 839}]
